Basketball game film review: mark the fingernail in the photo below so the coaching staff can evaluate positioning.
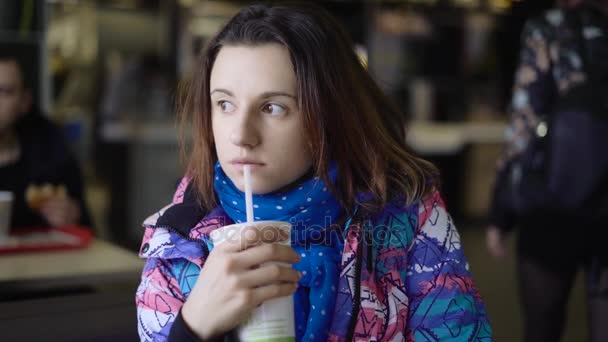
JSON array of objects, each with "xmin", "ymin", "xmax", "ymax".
[{"xmin": 298, "ymin": 272, "xmax": 302, "ymax": 279}]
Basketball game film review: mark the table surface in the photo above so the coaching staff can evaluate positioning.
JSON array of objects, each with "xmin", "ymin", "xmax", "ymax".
[
  {"xmin": 0, "ymin": 239, "xmax": 144, "ymax": 284},
  {"xmin": 0, "ymin": 239, "xmax": 144, "ymax": 337}
]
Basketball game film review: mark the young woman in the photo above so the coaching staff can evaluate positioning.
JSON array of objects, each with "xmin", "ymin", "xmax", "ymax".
[{"xmin": 137, "ymin": 3, "xmax": 492, "ymax": 341}]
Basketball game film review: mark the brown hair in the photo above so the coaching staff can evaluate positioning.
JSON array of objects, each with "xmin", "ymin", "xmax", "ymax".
[{"xmin": 178, "ymin": 2, "xmax": 438, "ymax": 215}]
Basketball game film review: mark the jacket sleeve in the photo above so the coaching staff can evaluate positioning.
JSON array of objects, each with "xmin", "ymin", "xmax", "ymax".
[
  {"xmin": 136, "ymin": 176, "xmax": 205, "ymax": 342},
  {"xmin": 137, "ymin": 257, "xmax": 191, "ymax": 341},
  {"xmin": 489, "ymin": 16, "xmax": 555, "ymax": 232},
  {"xmin": 136, "ymin": 255, "xmax": 239, "ymax": 342},
  {"xmin": 405, "ymin": 193, "xmax": 493, "ymax": 340}
]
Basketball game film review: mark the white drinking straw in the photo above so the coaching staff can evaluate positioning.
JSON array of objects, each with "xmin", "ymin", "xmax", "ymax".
[{"xmin": 244, "ymin": 165, "xmax": 254, "ymax": 223}]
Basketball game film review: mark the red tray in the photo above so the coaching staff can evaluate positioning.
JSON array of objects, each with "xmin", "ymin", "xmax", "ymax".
[{"xmin": 0, "ymin": 226, "xmax": 93, "ymax": 255}]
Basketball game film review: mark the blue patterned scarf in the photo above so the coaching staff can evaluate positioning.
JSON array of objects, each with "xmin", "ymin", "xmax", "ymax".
[{"xmin": 214, "ymin": 162, "xmax": 343, "ymax": 342}]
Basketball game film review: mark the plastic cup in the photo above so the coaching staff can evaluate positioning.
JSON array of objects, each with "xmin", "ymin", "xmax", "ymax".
[
  {"xmin": 0, "ymin": 191, "xmax": 13, "ymax": 241},
  {"xmin": 210, "ymin": 221, "xmax": 296, "ymax": 342}
]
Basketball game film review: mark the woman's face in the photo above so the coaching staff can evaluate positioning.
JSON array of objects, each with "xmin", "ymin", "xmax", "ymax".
[{"xmin": 210, "ymin": 44, "xmax": 313, "ymax": 194}]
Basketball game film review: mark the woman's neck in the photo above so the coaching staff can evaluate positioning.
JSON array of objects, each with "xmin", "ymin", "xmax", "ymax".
[{"xmin": 271, "ymin": 168, "xmax": 316, "ymax": 194}]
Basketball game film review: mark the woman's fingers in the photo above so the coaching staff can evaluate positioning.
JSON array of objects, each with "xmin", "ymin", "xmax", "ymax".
[
  {"xmin": 218, "ymin": 225, "xmax": 289, "ymax": 253},
  {"xmin": 215, "ymin": 241, "xmax": 300, "ymax": 272},
  {"xmin": 183, "ymin": 225, "xmax": 298, "ymax": 338},
  {"xmin": 236, "ymin": 243, "xmax": 300, "ymax": 269},
  {"xmin": 240, "ymin": 263, "xmax": 301, "ymax": 288},
  {"xmin": 250, "ymin": 282, "xmax": 299, "ymax": 307},
  {"xmin": 219, "ymin": 227, "xmax": 263, "ymax": 253}
]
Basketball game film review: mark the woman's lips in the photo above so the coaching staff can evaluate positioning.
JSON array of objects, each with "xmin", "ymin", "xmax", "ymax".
[{"xmin": 230, "ymin": 161, "xmax": 265, "ymax": 172}]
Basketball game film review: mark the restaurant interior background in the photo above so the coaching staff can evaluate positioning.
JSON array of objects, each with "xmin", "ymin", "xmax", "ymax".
[{"xmin": 0, "ymin": 0, "xmax": 591, "ymax": 341}]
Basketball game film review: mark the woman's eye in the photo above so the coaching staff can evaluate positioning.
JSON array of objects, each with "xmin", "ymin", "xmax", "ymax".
[
  {"xmin": 219, "ymin": 101, "xmax": 235, "ymax": 113},
  {"xmin": 218, "ymin": 100, "xmax": 236, "ymax": 113},
  {"xmin": 261, "ymin": 103, "xmax": 287, "ymax": 116}
]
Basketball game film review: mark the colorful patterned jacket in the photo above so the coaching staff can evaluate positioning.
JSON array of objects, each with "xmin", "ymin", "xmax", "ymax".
[{"xmin": 136, "ymin": 177, "xmax": 492, "ymax": 341}]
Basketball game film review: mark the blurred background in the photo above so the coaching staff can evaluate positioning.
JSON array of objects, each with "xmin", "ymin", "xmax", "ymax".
[{"xmin": 0, "ymin": 0, "xmax": 591, "ymax": 341}]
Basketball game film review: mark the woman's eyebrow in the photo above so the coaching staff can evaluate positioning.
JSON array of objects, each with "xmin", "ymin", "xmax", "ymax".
[
  {"xmin": 210, "ymin": 89, "xmax": 296, "ymax": 100},
  {"xmin": 259, "ymin": 91, "xmax": 296, "ymax": 100},
  {"xmin": 210, "ymin": 89, "xmax": 234, "ymax": 96}
]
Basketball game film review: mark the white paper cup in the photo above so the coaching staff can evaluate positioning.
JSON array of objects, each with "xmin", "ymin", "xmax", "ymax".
[
  {"xmin": 210, "ymin": 221, "xmax": 296, "ymax": 342},
  {"xmin": 0, "ymin": 191, "xmax": 13, "ymax": 241}
]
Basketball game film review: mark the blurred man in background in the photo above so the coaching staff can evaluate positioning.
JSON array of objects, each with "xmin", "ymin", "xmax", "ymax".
[{"xmin": 0, "ymin": 51, "xmax": 91, "ymax": 230}]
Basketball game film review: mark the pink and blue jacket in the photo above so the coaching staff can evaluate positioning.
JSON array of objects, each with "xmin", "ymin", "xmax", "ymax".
[{"xmin": 136, "ymin": 178, "xmax": 492, "ymax": 341}]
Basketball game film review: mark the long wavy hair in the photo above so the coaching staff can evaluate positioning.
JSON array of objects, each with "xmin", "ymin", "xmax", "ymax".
[{"xmin": 178, "ymin": 2, "xmax": 439, "ymax": 215}]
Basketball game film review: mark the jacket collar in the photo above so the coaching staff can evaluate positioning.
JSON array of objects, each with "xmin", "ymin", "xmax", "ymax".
[{"xmin": 138, "ymin": 183, "xmax": 233, "ymax": 267}]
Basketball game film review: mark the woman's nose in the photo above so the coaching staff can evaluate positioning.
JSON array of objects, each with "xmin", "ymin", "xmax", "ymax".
[{"xmin": 229, "ymin": 112, "xmax": 260, "ymax": 148}]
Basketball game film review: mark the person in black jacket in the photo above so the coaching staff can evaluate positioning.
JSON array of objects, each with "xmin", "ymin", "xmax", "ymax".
[
  {"xmin": 486, "ymin": 1, "xmax": 608, "ymax": 341},
  {"xmin": 0, "ymin": 51, "xmax": 91, "ymax": 230}
]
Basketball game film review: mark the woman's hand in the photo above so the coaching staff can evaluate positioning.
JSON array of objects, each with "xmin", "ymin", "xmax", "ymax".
[
  {"xmin": 181, "ymin": 225, "xmax": 301, "ymax": 340},
  {"xmin": 486, "ymin": 225, "xmax": 508, "ymax": 259},
  {"xmin": 40, "ymin": 195, "xmax": 81, "ymax": 227}
]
